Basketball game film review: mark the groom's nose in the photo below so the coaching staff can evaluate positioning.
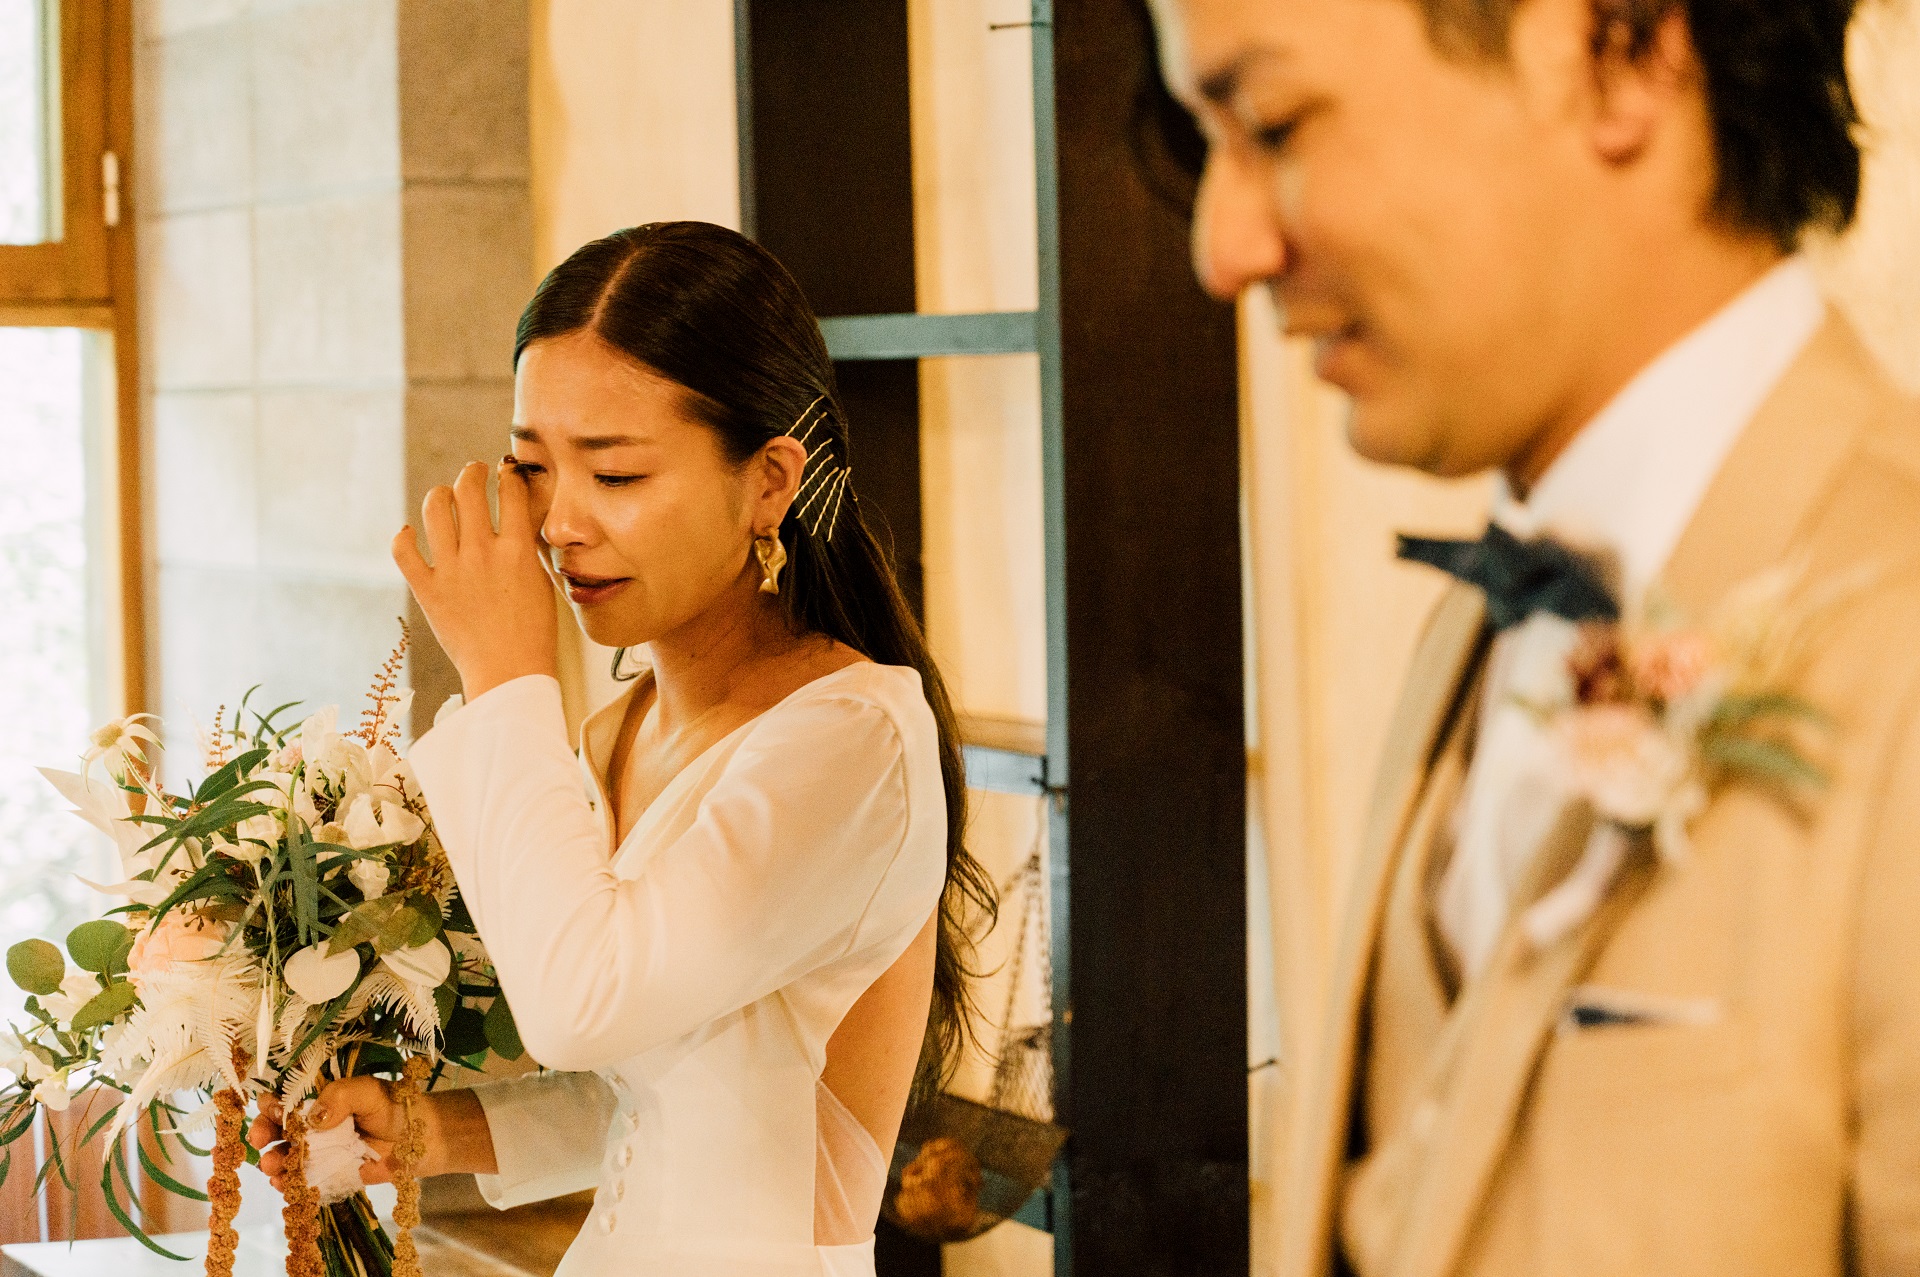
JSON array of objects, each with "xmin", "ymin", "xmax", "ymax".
[{"xmin": 1191, "ymin": 150, "xmax": 1287, "ymax": 300}]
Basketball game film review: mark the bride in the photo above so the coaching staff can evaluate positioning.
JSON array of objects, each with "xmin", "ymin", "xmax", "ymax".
[{"xmin": 251, "ymin": 222, "xmax": 993, "ymax": 1275}]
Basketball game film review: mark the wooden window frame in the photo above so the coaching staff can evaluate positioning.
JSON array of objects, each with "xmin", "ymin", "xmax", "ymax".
[{"xmin": 0, "ymin": 0, "xmax": 144, "ymax": 717}]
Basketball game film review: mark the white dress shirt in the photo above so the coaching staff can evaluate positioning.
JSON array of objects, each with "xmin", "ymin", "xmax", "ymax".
[
  {"xmin": 408, "ymin": 663, "xmax": 947, "ymax": 1277},
  {"xmin": 1436, "ymin": 257, "xmax": 1826, "ymax": 979}
]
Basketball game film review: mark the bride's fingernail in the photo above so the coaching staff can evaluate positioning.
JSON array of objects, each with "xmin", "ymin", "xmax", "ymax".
[{"xmin": 308, "ymin": 1104, "xmax": 329, "ymax": 1126}]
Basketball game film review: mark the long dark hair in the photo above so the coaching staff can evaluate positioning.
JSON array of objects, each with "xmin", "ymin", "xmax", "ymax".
[{"xmin": 515, "ymin": 221, "xmax": 995, "ymax": 1094}]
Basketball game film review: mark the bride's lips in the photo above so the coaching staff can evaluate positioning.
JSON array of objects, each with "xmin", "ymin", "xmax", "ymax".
[{"xmin": 559, "ymin": 572, "xmax": 631, "ymax": 606}]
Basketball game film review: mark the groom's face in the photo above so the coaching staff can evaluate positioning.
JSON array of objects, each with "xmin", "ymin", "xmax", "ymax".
[{"xmin": 1156, "ymin": 0, "xmax": 1612, "ymax": 477}]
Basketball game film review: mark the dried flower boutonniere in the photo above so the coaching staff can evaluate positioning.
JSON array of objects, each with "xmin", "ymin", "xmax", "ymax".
[{"xmin": 1516, "ymin": 562, "xmax": 1850, "ymax": 949}]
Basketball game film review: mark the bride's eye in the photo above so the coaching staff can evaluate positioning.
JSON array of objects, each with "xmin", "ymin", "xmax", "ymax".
[
  {"xmin": 512, "ymin": 460, "xmax": 548, "ymax": 479},
  {"xmin": 595, "ymin": 473, "xmax": 645, "ymax": 488}
]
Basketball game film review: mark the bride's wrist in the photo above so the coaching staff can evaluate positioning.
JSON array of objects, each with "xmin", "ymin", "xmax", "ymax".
[
  {"xmin": 458, "ymin": 662, "xmax": 554, "ymax": 703},
  {"xmin": 421, "ymin": 1089, "xmax": 496, "ymax": 1177}
]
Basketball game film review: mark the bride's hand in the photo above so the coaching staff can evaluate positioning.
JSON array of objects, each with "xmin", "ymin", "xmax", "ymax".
[
  {"xmin": 248, "ymin": 1079, "xmax": 496, "ymax": 1190},
  {"xmin": 393, "ymin": 460, "xmax": 556, "ymax": 702}
]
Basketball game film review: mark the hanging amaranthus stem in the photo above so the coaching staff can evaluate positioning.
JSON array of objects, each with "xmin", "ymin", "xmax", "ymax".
[
  {"xmin": 390, "ymin": 1056, "xmax": 431, "ymax": 1277},
  {"xmin": 204, "ymin": 1089, "xmax": 246, "ymax": 1277},
  {"xmin": 279, "ymin": 1106, "xmax": 325, "ymax": 1277}
]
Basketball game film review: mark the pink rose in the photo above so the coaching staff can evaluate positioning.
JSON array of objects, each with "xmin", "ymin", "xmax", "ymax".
[
  {"xmin": 127, "ymin": 913, "xmax": 227, "ymax": 981},
  {"xmin": 1634, "ymin": 629, "xmax": 1715, "ymax": 703},
  {"xmin": 1556, "ymin": 703, "xmax": 1688, "ymax": 827}
]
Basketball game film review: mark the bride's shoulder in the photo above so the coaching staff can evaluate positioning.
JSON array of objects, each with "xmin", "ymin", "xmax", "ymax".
[{"xmin": 748, "ymin": 659, "xmax": 937, "ymax": 759}]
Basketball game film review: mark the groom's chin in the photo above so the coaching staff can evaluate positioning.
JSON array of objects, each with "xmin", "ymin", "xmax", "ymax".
[
  {"xmin": 1345, "ymin": 401, "xmax": 1506, "ymax": 481},
  {"xmin": 1344, "ymin": 398, "xmax": 1447, "ymax": 477}
]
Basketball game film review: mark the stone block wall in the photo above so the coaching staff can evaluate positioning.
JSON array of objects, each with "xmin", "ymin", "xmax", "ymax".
[{"xmin": 135, "ymin": 0, "xmax": 530, "ymax": 742}]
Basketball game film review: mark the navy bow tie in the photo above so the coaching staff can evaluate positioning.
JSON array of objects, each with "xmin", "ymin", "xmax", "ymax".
[{"xmin": 1396, "ymin": 523, "xmax": 1619, "ymax": 633}]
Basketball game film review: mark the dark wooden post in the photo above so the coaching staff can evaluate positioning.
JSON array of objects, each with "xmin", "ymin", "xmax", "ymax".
[
  {"xmin": 1043, "ymin": 1, "xmax": 1249, "ymax": 1271},
  {"xmin": 737, "ymin": 2, "xmax": 1248, "ymax": 1272},
  {"xmin": 735, "ymin": 0, "xmax": 925, "ymax": 619}
]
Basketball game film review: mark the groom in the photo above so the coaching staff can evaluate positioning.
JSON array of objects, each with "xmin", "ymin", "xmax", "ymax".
[{"xmin": 1152, "ymin": 0, "xmax": 1920, "ymax": 1273}]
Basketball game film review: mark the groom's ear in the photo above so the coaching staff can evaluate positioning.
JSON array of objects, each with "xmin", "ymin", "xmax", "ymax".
[{"xmin": 1584, "ymin": 0, "xmax": 1702, "ymax": 166}]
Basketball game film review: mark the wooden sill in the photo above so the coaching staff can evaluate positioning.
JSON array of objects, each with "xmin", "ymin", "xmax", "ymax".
[
  {"xmin": 959, "ymin": 713, "xmax": 1046, "ymax": 758},
  {"xmin": 0, "ymin": 1184, "xmax": 591, "ymax": 1277}
]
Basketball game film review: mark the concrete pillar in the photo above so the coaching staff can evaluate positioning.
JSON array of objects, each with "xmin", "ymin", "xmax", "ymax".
[{"xmin": 136, "ymin": 0, "xmax": 530, "ymax": 742}]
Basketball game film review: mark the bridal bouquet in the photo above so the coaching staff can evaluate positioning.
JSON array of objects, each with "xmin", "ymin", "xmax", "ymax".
[{"xmin": 0, "ymin": 631, "xmax": 523, "ymax": 1277}]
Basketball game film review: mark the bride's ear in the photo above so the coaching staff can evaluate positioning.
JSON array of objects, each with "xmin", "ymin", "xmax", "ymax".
[{"xmin": 751, "ymin": 435, "xmax": 808, "ymax": 532}]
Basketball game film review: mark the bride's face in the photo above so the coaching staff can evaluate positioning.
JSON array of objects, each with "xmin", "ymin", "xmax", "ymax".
[{"xmin": 509, "ymin": 331, "xmax": 774, "ymax": 649}]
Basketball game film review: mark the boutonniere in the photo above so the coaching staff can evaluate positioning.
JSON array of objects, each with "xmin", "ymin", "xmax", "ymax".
[{"xmin": 1514, "ymin": 561, "xmax": 1848, "ymax": 950}]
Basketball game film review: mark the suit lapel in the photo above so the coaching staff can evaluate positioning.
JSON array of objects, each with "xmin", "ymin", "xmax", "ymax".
[
  {"xmin": 1388, "ymin": 820, "xmax": 1655, "ymax": 1277},
  {"xmin": 1383, "ymin": 310, "xmax": 1896, "ymax": 1277},
  {"xmin": 1662, "ymin": 312, "xmax": 1891, "ymax": 617},
  {"xmin": 1280, "ymin": 584, "xmax": 1489, "ymax": 1277}
]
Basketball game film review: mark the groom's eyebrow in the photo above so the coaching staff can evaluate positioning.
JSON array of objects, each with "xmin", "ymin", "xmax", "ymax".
[{"xmin": 1197, "ymin": 47, "xmax": 1285, "ymax": 105}]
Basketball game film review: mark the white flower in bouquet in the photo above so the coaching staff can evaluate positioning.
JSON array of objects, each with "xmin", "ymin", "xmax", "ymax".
[
  {"xmin": 82, "ymin": 713, "xmax": 159, "ymax": 774},
  {"xmin": 381, "ymin": 940, "xmax": 451, "ymax": 989},
  {"xmin": 0, "ymin": 1029, "xmax": 40, "ymax": 1083},
  {"xmin": 31, "ymin": 1071, "xmax": 72, "ymax": 1112},
  {"xmin": 284, "ymin": 944, "xmax": 360, "ymax": 1004}
]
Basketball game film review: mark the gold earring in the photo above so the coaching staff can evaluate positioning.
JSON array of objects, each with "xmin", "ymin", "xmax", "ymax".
[{"xmin": 755, "ymin": 534, "xmax": 787, "ymax": 595}]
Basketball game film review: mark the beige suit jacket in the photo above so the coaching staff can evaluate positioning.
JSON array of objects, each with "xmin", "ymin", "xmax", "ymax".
[{"xmin": 1279, "ymin": 315, "xmax": 1920, "ymax": 1277}]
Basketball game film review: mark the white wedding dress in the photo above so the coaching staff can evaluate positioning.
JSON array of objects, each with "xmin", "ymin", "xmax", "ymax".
[{"xmin": 409, "ymin": 663, "xmax": 947, "ymax": 1276}]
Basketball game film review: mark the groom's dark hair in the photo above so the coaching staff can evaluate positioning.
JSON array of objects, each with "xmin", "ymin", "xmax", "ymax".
[{"xmin": 1419, "ymin": 0, "xmax": 1861, "ymax": 252}]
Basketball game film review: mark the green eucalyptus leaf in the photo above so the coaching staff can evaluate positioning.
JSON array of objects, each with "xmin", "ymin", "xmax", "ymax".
[
  {"xmin": 66, "ymin": 921, "xmax": 133, "ymax": 974},
  {"xmin": 442, "ymin": 1005, "xmax": 488, "ymax": 1058},
  {"xmin": 7, "ymin": 940, "xmax": 64, "ymax": 996},
  {"xmin": 327, "ymin": 895, "xmax": 408, "ymax": 955},
  {"xmin": 404, "ymin": 899, "xmax": 444, "ymax": 949},
  {"xmin": 433, "ymin": 982, "xmax": 457, "ymax": 1028},
  {"xmin": 483, "ymin": 996, "xmax": 523, "ymax": 1061},
  {"xmin": 70, "ymin": 982, "xmax": 140, "ymax": 1033}
]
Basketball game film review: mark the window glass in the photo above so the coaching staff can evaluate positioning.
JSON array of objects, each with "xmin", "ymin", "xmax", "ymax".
[
  {"xmin": 0, "ymin": 0, "xmax": 57, "ymax": 246},
  {"xmin": 0, "ymin": 328, "xmax": 106, "ymax": 1017}
]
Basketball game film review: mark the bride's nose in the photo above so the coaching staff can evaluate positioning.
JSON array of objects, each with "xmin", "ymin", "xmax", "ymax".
[{"xmin": 540, "ymin": 477, "xmax": 593, "ymax": 550}]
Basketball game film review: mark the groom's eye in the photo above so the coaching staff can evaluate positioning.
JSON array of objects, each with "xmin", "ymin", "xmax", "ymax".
[{"xmin": 1252, "ymin": 117, "xmax": 1299, "ymax": 154}]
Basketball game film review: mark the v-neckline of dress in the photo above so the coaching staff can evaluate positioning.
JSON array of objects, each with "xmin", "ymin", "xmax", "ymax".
[{"xmin": 592, "ymin": 661, "xmax": 876, "ymax": 865}]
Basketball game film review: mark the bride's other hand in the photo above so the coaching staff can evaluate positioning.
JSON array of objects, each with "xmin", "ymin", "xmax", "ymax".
[
  {"xmin": 393, "ymin": 460, "xmax": 557, "ymax": 701},
  {"xmin": 247, "ymin": 1079, "xmax": 497, "ymax": 1190}
]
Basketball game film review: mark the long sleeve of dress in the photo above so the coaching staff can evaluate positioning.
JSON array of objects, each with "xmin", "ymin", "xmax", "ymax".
[
  {"xmin": 470, "ymin": 1070, "xmax": 617, "ymax": 1209},
  {"xmin": 408, "ymin": 675, "xmax": 925, "ymax": 1073}
]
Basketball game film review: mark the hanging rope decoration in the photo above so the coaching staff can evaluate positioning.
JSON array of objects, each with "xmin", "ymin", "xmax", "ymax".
[
  {"xmin": 279, "ymin": 1106, "xmax": 324, "ymax": 1277},
  {"xmin": 205, "ymin": 1087, "xmax": 246, "ymax": 1277},
  {"xmin": 783, "ymin": 396, "xmax": 854, "ymax": 542}
]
